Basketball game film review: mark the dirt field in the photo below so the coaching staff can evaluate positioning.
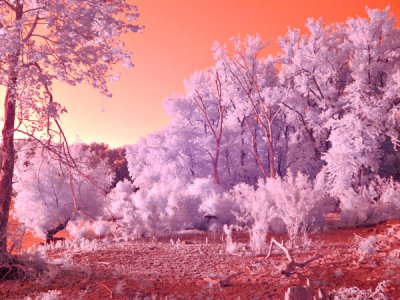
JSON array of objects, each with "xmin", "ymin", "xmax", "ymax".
[{"xmin": 1, "ymin": 221, "xmax": 400, "ymax": 299}]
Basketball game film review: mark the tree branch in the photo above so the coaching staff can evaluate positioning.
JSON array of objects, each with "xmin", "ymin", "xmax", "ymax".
[
  {"xmin": 266, "ymin": 238, "xmax": 322, "ymax": 276},
  {"xmin": 1, "ymin": 0, "xmax": 15, "ymax": 11},
  {"xmin": 23, "ymin": 11, "xmax": 40, "ymax": 42}
]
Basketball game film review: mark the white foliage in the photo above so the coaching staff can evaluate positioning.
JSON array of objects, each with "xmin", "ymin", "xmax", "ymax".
[
  {"xmin": 223, "ymin": 224, "xmax": 236, "ymax": 254},
  {"xmin": 193, "ymin": 177, "xmax": 236, "ymax": 225},
  {"xmin": 266, "ymin": 172, "xmax": 324, "ymax": 243},
  {"xmin": 107, "ymin": 180, "xmax": 137, "ymax": 221},
  {"xmin": 14, "ymin": 142, "xmax": 113, "ymax": 238},
  {"xmin": 333, "ymin": 281, "xmax": 390, "ymax": 300},
  {"xmin": 67, "ymin": 219, "xmax": 111, "ymax": 240},
  {"xmin": 0, "ymin": 0, "xmax": 141, "ymax": 136},
  {"xmin": 66, "ymin": 222, "xmax": 95, "ymax": 241},
  {"xmin": 338, "ymin": 177, "xmax": 400, "ymax": 226},
  {"xmin": 230, "ymin": 180, "xmax": 276, "ymax": 253},
  {"xmin": 116, "ymin": 7, "xmax": 400, "ymax": 241},
  {"xmin": 228, "ymin": 172, "xmax": 327, "ymax": 251},
  {"xmin": 24, "ymin": 290, "xmax": 62, "ymax": 300},
  {"xmin": 107, "ymin": 177, "xmax": 205, "ymax": 237},
  {"xmin": 354, "ymin": 235, "xmax": 377, "ymax": 263},
  {"xmin": 93, "ymin": 220, "xmax": 111, "ymax": 238}
]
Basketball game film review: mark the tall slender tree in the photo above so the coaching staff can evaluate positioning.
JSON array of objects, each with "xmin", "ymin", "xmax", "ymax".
[{"xmin": 0, "ymin": 0, "xmax": 140, "ymax": 254}]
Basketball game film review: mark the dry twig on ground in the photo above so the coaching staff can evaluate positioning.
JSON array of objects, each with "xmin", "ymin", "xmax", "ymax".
[{"xmin": 266, "ymin": 238, "xmax": 321, "ymax": 276}]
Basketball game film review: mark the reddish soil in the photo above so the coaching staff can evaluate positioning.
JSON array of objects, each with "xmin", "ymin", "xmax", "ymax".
[{"xmin": 1, "ymin": 221, "xmax": 400, "ymax": 299}]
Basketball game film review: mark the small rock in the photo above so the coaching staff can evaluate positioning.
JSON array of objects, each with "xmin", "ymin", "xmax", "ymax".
[{"xmin": 334, "ymin": 268, "xmax": 344, "ymax": 278}]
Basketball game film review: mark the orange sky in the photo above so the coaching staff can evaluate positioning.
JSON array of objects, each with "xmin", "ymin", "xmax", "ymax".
[{"xmin": 5, "ymin": 1, "xmax": 400, "ymax": 147}]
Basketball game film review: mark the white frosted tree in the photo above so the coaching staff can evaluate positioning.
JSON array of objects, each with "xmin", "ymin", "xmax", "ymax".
[
  {"xmin": 230, "ymin": 180, "xmax": 276, "ymax": 254},
  {"xmin": 278, "ymin": 18, "xmax": 350, "ymax": 179},
  {"xmin": 13, "ymin": 142, "xmax": 113, "ymax": 241},
  {"xmin": 184, "ymin": 69, "xmax": 226, "ymax": 185},
  {"xmin": 266, "ymin": 172, "xmax": 325, "ymax": 243},
  {"xmin": 323, "ymin": 8, "xmax": 400, "ymax": 206},
  {"xmin": 118, "ymin": 7, "xmax": 400, "ymax": 238},
  {"xmin": 212, "ymin": 35, "xmax": 283, "ymax": 179},
  {"xmin": 0, "ymin": 0, "xmax": 140, "ymax": 253},
  {"xmin": 275, "ymin": 8, "xmax": 400, "ymax": 224}
]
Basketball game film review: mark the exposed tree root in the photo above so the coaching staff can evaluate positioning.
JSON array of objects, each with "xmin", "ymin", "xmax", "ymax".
[
  {"xmin": 0, "ymin": 253, "xmax": 28, "ymax": 280},
  {"xmin": 0, "ymin": 251, "xmax": 49, "ymax": 281},
  {"xmin": 266, "ymin": 238, "xmax": 322, "ymax": 276}
]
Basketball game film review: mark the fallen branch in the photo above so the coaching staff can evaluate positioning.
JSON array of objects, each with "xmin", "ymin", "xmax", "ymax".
[
  {"xmin": 266, "ymin": 238, "xmax": 321, "ymax": 276},
  {"xmin": 96, "ymin": 282, "xmax": 113, "ymax": 299}
]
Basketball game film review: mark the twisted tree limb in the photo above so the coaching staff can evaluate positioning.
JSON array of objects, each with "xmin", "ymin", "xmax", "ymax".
[{"xmin": 266, "ymin": 238, "xmax": 322, "ymax": 276}]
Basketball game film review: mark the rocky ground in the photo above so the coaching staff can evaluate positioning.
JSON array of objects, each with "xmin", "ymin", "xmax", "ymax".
[{"xmin": 1, "ymin": 220, "xmax": 400, "ymax": 299}]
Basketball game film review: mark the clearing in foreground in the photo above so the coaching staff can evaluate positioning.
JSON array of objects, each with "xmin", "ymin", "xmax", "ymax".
[{"xmin": 1, "ymin": 221, "xmax": 400, "ymax": 300}]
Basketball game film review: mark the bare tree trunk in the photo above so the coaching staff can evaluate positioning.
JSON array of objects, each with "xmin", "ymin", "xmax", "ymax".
[
  {"xmin": 211, "ymin": 156, "xmax": 220, "ymax": 185},
  {"xmin": 0, "ymin": 3, "xmax": 22, "ymax": 253},
  {"xmin": 245, "ymin": 118, "xmax": 268, "ymax": 179},
  {"xmin": 240, "ymin": 119, "xmax": 246, "ymax": 168},
  {"xmin": 266, "ymin": 127, "xmax": 276, "ymax": 178},
  {"xmin": 193, "ymin": 72, "xmax": 224, "ymax": 185},
  {"xmin": 0, "ymin": 60, "xmax": 19, "ymax": 253}
]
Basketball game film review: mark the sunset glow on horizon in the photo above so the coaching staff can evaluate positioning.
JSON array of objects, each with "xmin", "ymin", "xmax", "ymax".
[{"xmin": 17, "ymin": 0, "xmax": 400, "ymax": 147}]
